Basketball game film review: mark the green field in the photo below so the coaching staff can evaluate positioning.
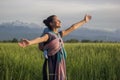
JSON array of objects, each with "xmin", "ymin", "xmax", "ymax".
[{"xmin": 0, "ymin": 43, "xmax": 120, "ymax": 80}]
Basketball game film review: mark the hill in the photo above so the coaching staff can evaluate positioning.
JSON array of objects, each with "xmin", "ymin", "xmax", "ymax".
[{"xmin": 0, "ymin": 21, "xmax": 120, "ymax": 42}]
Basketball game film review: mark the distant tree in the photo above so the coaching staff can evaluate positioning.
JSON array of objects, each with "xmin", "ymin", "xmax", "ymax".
[
  {"xmin": 81, "ymin": 39, "xmax": 91, "ymax": 43},
  {"xmin": 12, "ymin": 38, "xmax": 18, "ymax": 43},
  {"xmin": 99, "ymin": 40, "xmax": 103, "ymax": 43},
  {"xmin": 81, "ymin": 40, "xmax": 104, "ymax": 43},
  {"xmin": 2, "ymin": 40, "xmax": 10, "ymax": 43},
  {"xmin": 65, "ymin": 39, "xmax": 79, "ymax": 43},
  {"xmin": 93, "ymin": 40, "xmax": 99, "ymax": 43}
]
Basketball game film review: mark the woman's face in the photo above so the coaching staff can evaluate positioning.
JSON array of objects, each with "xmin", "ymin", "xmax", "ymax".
[{"xmin": 50, "ymin": 16, "xmax": 61, "ymax": 28}]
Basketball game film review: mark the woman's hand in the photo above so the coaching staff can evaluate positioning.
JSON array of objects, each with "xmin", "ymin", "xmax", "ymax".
[
  {"xmin": 84, "ymin": 15, "xmax": 92, "ymax": 23},
  {"xmin": 18, "ymin": 39, "xmax": 30, "ymax": 48}
]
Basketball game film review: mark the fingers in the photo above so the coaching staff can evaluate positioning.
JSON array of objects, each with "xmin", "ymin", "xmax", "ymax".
[
  {"xmin": 84, "ymin": 14, "xmax": 92, "ymax": 23},
  {"xmin": 18, "ymin": 41, "xmax": 27, "ymax": 48},
  {"xmin": 88, "ymin": 15, "xmax": 92, "ymax": 20},
  {"xmin": 18, "ymin": 42, "xmax": 25, "ymax": 48},
  {"xmin": 18, "ymin": 38, "xmax": 29, "ymax": 48},
  {"xmin": 87, "ymin": 15, "xmax": 92, "ymax": 19}
]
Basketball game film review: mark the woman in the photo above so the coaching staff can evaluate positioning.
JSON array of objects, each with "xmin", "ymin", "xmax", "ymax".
[{"xmin": 18, "ymin": 15, "xmax": 91, "ymax": 80}]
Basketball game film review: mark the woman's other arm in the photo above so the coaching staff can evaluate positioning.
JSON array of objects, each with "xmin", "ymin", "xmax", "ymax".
[
  {"xmin": 18, "ymin": 34, "xmax": 49, "ymax": 48},
  {"xmin": 62, "ymin": 15, "xmax": 91, "ymax": 37}
]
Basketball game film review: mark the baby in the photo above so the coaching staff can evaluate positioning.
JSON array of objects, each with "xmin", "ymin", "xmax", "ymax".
[{"xmin": 41, "ymin": 28, "xmax": 50, "ymax": 59}]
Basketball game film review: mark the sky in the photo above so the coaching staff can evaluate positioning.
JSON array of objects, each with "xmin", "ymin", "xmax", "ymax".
[{"xmin": 0, "ymin": 0, "xmax": 120, "ymax": 31}]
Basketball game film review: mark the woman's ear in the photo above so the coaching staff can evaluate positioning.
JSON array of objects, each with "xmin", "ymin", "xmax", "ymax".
[
  {"xmin": 49, "ymin": 22, "xmax": 53, "ymax": 29},
  {"xmin": 50, "ymin": 22, "xmax": 53, "ymax": 27}
]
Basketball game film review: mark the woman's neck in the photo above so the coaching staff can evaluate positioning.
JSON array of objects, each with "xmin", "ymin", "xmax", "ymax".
[{"xmin": 52, "ymin": 28, "xmax": 58, "ymax": 34}]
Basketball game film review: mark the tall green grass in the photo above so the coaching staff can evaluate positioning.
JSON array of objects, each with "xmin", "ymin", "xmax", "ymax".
[
  {"xmin": 0, "ymin": 43, "xmax": 120, "ymax": 80},
  {"xmin": 0, "ymin": 43, "xmax": 43, "ymax": 80}
]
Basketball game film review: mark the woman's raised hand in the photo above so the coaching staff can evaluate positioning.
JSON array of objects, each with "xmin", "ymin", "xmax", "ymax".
[
  {"xmin": 84, "ymin": 15, "xmax": 92, "ymax": 23},
  {"xmin": 18, "ymin": 39, "xmax": 30, "ymax": 48}
]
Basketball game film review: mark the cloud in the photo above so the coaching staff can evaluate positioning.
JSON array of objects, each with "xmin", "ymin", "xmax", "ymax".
[
  {"xmin": 0, "ymin": 0, "xmax": 120, "ymax": 31},
  {"xmin": 0, "ymin": 0, "xmax": 119, "ymax": 17}
]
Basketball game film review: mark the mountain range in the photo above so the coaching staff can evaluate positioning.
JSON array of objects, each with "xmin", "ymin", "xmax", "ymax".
[{"xmin": 0, "ymin": 21, "xmax": 120, "ymax": 42}]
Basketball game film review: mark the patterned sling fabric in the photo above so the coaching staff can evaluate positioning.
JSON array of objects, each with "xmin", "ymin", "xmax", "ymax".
[
  {"xmin": 44, "ymin": 38, "xmax": 63, "ymax": 56},
  {"xmin": 42, "ymin": 31, "xmax": 67, "ymax": 80}
]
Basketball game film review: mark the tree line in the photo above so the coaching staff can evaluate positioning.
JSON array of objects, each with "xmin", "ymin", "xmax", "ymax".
[
  {"xmin": 65, "ymin": 39, "xmax": 119, "ymax": 43},
  {"xmin": 0, "ymin": 38, "xmax": 119, "ymax": 43},
  {"xmin": 0, "ymin": 38, "xmax": 18, "ymax": 43}
]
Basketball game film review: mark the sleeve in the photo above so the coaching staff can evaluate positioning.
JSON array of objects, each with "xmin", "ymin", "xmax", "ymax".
[{"xmin": 44, "ymin": 32, "xmax": 53, "ymax": 44}]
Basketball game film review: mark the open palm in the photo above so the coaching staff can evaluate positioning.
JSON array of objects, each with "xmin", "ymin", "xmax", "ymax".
[
  {"xmin": 18, "ymin": 39, "xmax": 30, "ymax": 48},
  {"xmin": 84, "ymin": 15, "xmax": 92, "ymax": 23}
]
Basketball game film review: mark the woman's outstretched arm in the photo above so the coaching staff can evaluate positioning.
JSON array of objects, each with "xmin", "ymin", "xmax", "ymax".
[
  {"xmin": 61, "ymin": 15, "xmax": 91, "ymax": 37},
  {"xmin": 18, "ymin": 34, "xmax": 49, "ymax": 48}
]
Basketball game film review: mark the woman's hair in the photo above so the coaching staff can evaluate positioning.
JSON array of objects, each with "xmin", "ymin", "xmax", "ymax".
[{"xmin": 43, "ymin": 15, "xmax": 56, "ymax": 30}]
